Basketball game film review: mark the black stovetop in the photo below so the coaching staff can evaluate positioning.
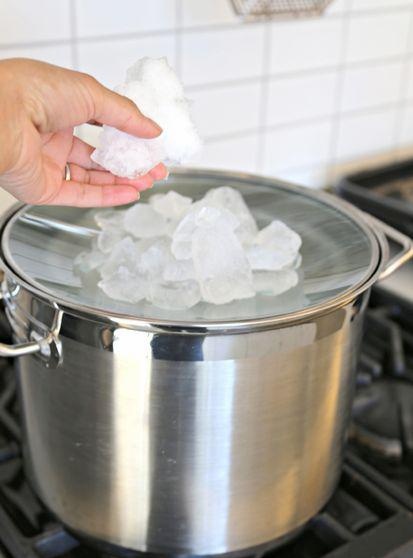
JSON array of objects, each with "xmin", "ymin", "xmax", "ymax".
[{"xmin": 0, "ymin": 291, "xmax": 412, "ymax": 558}]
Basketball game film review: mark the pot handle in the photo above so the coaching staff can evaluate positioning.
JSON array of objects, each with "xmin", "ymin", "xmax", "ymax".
[
  {"xmin": 368, "ymin": 216, "xmax": 413, "ymax": 281},
  {"xmin": 0, "ymin": 289, "xmax": 57, "ymax": 358},
  {"xmin": 0, "ymin": 337, "xmax": 47, "ymax": 358}
]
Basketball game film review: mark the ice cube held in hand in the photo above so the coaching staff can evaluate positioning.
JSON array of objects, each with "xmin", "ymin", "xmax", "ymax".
[
  {"xmin": 148, "ymin": 280, "xmax": 201, "ymax": 310},
  {"xmin": 123, "ymin": 204, "xmax": 169, "ymax": 238},
  {"xmin": 92, "ymin": 127, "xmax": 167, "ymax": 178},
  {"xmin": 98, "ymin": 266, "xmax": 147, "ymax": 303},
  {"xmin": 192, "ymin": 222, "xmax": 254, "ymax": 305},
  {"xmin": 91, "ymin": 58, "xmax": 201, "ymax": 178},
  {"xmin": 253, "ymin": 269, "xmax": 298, "ymax": 296},
  {"xmin": 126, "ymin": 57, "xmax": 185, "ymax": 100}
]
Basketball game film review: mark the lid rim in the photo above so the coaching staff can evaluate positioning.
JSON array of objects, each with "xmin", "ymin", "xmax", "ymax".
[{"xmin": 0, "ymin": 169, "xmax": 384, "ymax": 333}]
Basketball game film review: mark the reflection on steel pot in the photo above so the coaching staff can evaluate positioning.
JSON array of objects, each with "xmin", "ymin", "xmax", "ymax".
[{"xmin": 0, "ymin": 169, "xmax": 411, "ymax": 556}]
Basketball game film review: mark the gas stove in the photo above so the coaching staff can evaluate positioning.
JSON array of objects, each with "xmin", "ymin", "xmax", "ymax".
[{"xmin": 0, "ymin": 296, "xmax": 411, "ymax": 558}]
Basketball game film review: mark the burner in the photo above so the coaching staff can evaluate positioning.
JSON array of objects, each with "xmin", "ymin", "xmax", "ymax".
[
  {"xmin": 352, "ymin": 380, "xmax": 413, "ymax": 461},
  {"xmin": 349, "ymin": 297, "xmax": 413, "ymax": 500},
  {"xmin": 374, "ymin": 178, "xmax": 413, "ymax": 203}
]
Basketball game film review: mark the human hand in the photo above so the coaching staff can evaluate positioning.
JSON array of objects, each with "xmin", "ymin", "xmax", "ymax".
[{"xmin": 0, "ymin": 58, "xmax": 167, "ymax": 207}]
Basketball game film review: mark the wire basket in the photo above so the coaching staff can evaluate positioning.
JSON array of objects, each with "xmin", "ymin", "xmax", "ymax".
[{"xmin": 230, "ymin": 0, "xmax": 334, "ymax": 20}]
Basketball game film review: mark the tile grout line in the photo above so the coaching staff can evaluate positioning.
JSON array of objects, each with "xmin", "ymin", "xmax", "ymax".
[
  {"xmin": 1, "ymin": 46, "xmax": 411, "ymax": 89},
  {"xmin": 256, "ymin": 22, "xmax": 272, "ymax": 173},
  {"xmin": 263, "ymin": 148, "xmax": 402, "ymax": 179},
  {"xmin": 183, "ymin": 52, "xmax": 410, "ymax": 94},
  {"xmin": 326, "ymin": 0, "xmax": 352, "ymax": 181},
  {"xmin": 202, "ymin": 99, "xmax": 406, "ymax": 144},
  {"xmin": 69, "ymin": 0, "xmax": 78, "ymax": 70},
  {"xmin": 392, "ymin": 6, "xmax": 413, "ymax": 155},
  {"xmin": 1, "ymin": 3, "xmax": 413, "ymax": 51}
]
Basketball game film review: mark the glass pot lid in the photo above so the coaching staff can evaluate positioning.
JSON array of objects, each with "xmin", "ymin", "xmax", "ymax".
[{"xmin": 0, "ymin": 170, "xmax": 379, "ymax": 325}]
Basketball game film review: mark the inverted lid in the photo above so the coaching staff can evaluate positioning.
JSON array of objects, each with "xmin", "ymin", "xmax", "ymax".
[{"xmin": 0, "ymin": 170, "xmax": 380, "ymax": 327}]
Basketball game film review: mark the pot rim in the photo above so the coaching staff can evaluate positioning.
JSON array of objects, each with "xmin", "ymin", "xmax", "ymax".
[{"xmin": 0, "ymin": 168, "xmax": 389, "ymax": 334}]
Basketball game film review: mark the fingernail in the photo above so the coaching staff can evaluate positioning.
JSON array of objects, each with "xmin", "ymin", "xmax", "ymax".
[{"xmin": 149, "ymin": 118, "xmax": 163, "ymax": 134}]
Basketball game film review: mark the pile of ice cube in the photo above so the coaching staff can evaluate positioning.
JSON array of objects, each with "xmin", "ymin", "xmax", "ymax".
[
  {"xmin": 75, "ymin": 187, "xmax": 302, "ymax": 310},
  {"xmin": 91, "ymin": 57, "xmax": 201, "ymax": 178}
]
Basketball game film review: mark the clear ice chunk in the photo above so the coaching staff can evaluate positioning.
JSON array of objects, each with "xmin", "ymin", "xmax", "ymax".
[
  {"xmin": 73, "ymin": 250, "xmax": 106, "ymax": 275},
  {"xmin": 149, "ymin": 191, "xmax": 192, "ymax": 221},
  {"xmin": 98, "ymin": 266, "xmax": 147, "ymax": 303},
  {"xmin": 123, "ymin": 203, "xmax": 169, "ymax": 238},
  {"xmin": 138, "ymin": 237, "xmax": 173, "ymax": 279},
  {"xmin": 99, "ymin": 237, "xmax": 139, "ymax": 279},
  {"xmin": 148, "ymin": 280, "xmax": 201, "ymax": 310},
  {"xmin": 97, "ymin": 228, "xmax": 124, "ymax": 253},
  {"xmin": 247, "ymin": 220, "xmax": 302, "ymax": 271},
  {"xmin": 163, "ymin": 258, "xmax": 196, "ymax": 282},
  {"xmin": 246, "ymin": 244, "xmax": 298, "ymax": 271},
  {"xmin": 203, "ymin": 186, "xmax": 258, "ymax": 244},
  {"xmin": 255, "ymin": 220, "xmax": 302, "ymax": 252},
  {"xmin": 94, "ymin": 209, "xmax": 126, "ymax": 229},
  {"xmin": 171, "ymin": 205, "xmax": 239, "ymax": 260},
  {"xmin": 253, "ymin": 270, "xmax": 298, "ymax": 296},
  {"xmin": 84, "ymin": 186, "xmax": 303, "ymax": 310},
  {"xmin": 192, "ymin": 222, "xmax": 254, "ymax": 305}
]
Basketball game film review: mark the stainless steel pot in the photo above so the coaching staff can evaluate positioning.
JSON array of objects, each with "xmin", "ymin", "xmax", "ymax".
[{"xmin": 0, "ymin": 169, "xmax": 411, "ymax": 556}]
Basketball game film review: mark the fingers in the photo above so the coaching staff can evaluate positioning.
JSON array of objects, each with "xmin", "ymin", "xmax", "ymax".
[
  {"xmin": 149, "ymin": 162, "xmax": 168, "ymax": 181},
  {"xmin": 44, "ymin": 181, "xmax": 140, "ymax": 207},
  {"xmin": 67, "ymin": 163, "xmax": 155, "ymax": 191},
  {"xmin": 81, "ymin": 74, "xmax": 162, "ymax": 139},
  {"xmin": 67, "ymin": 137, "xmax": 103, "ymax": 170},
  {"xmin": 21, "ymin": 60, "xmax": 162, "ymax": 139},
  {"xmin": 68, "ymin": 139, "xmax": 168, "ymax": 185}
]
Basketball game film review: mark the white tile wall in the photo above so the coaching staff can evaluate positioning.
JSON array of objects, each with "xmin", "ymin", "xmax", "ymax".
[
  {"xmin": 0, "ymin": 44, "xmax": 73, "ymax": 68},
  {"xmin": 181, "ymin": 26, "xmax": 265, "ymax": 86},
  {"xmin": 262, "ymin": 121, "xmax": 333, "ymax": 174},
  {"xmin": 181, "ymin": 0, "xmax": 236, "ymax": 27},
  {"xmin": 270, "ymin": 18, "xmax": 343, "ymax": 74},
  {"xmin": 1, "ymin": 0, "xmax": 413, "ymax": 197},
  {"xmin": 75, "ymin": 0, "xmax": 176, "ymax": 37},
  {"xmin": 340, "ymin": 61, "xmax": 404, "ymax": 112},
  {"xmin": 0, "ymin": 0, "xmax": 71, "ymax": 45},
  {"xmin": 405, "ymin": 59, "xmax": 413, "ymax": 99},
  {"xmin": 77, "ymin": 35, "xmax": 176, "ymax": 87},
  {"xmin": 335, "ymin": 108, "xmax": 398, "ymax": 160},
  {"xmin": 399, "ymin": 105, "xmax": 413, "ymax": 145},
  {"xmin": 189, "ymin": 82, "xmax": 261, "ymax": 138},
  {"xmin": 267, "ymin": 70, "xmax": 338, "ymax": 126},
  {"xmin": 190, "ymin": 134, "xmax": 259, "ymax": 174},
  {"xmin": 345, "ymin": 12, "xmax": 411, "ymax": 64}
]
